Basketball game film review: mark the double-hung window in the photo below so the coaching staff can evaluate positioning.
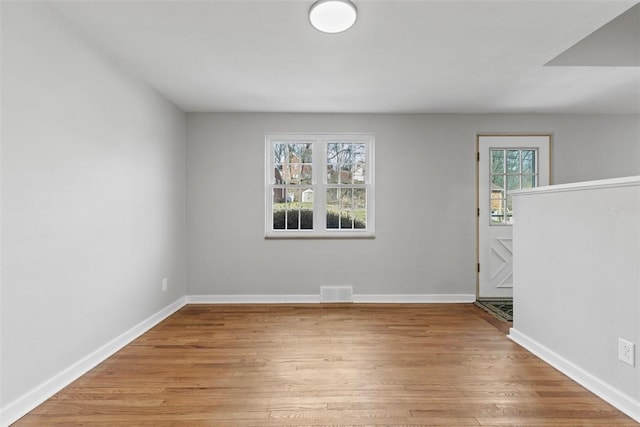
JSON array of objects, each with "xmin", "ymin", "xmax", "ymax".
[{"xmin": 265, "ymin": 133, "xmax": 374, "ymax": 238}]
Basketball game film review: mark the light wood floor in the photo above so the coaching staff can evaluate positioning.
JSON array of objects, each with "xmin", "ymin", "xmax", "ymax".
[{"xmin": 14, "ymin": 304, "xmax": 637, "ymax": 426}]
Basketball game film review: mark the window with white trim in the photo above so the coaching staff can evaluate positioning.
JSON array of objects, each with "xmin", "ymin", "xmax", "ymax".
[{"xmin": 265, "ymin": 133, "xmax": 374, "ymax": 238}]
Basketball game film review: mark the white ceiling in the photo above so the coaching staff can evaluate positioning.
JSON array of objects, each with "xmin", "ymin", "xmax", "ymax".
[{"xmin": 47, "ymin": 0, "xmax": 640, "ymax": 114}]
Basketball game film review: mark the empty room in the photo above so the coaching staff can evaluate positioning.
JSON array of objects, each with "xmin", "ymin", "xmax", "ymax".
[{"xmin": 1, "ymin": 0, "xmax": 639, "ymax": 425}]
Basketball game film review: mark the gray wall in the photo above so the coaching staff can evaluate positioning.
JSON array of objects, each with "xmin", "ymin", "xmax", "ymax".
[
  {"xmin": 186, "ymin": 113, "xmax": 640, "ymax": 297},
  {"xmin": 1, "ymin": 2, "xmax": 186, "ymax": 407}
]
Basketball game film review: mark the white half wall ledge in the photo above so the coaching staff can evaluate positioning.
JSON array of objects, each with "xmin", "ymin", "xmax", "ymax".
[
  {"xmin": 509, "ymin": 328, "xmax": 640, "ymax": 424},
  {"xmin": 0, "ymin": 297, "xmax": 188, "ymax": 427},
  {"xmin": 185, "ymin": 294, "xmax": 476, "ymax": 304},
  {"xmin": 511, "ymin": 175, "xmax": 640, "ymax": 196}
]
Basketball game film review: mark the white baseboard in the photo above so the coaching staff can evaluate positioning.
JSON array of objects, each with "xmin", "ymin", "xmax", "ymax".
[
  {"xmin": 353, "ymin": 293, "xmax": 476, "ymax": 303},
  {"xmin": 0, "ymin": 297, "xmax": 187, "ymax": 427},
  {"xmin": 186, "ymin": 294, "xmax": 321, "ymax": 304},
  {"xmin": 186, "ymin": 293, "xmax": 476, "ymax": 304},
  {"xmin": 509, "ymin": 328, "xmax": 640, "ymax": 423}
]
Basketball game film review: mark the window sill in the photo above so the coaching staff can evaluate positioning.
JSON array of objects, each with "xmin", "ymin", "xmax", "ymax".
[{"xmin": 265, "ymin": 231, "xmax": 375, "ymax": 239}]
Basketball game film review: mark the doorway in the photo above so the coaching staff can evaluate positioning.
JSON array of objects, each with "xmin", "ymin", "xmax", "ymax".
[{"xmin": 477, "ymin": 135, "xmax": 550, "ymax": 299}]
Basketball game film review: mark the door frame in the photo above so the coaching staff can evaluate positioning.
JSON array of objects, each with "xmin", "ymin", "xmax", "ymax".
[{"xmin": 475, "ymin": 133, "xmax": 553, "ymax": 299}]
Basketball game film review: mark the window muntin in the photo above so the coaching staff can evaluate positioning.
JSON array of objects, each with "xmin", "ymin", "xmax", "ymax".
[
  {"xmin": 490, "ymin": 148, "xmax": 538, "ymax": 225},
  {"xmin": 266, "ymin": 134, "xmax": 374, "ymax": 238}
]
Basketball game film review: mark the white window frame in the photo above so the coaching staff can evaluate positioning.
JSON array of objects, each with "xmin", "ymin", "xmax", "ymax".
[{"xmin": 265, "ymin": 133, "xmax": 375, "ymax": 238}]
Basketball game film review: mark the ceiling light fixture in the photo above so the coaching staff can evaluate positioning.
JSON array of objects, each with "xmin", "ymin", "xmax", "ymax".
[{"xmin": 309, "ymin": 0, "xmax": 358, "ymax": 34}]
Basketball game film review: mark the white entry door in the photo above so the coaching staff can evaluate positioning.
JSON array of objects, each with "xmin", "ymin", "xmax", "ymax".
[{"xmin": 478, "ymin": 135, "xmax": 550, "ymax": 299}]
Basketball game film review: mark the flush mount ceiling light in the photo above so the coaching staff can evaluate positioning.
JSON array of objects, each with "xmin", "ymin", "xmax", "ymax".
[{"xmin": 309, "ymin": 0, "xmax": 358, "ymax": 34}]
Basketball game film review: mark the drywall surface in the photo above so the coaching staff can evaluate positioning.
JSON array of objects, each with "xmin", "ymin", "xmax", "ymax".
[
  {"xmin": 186, "ymin": 113, "xmax": 639, "ymax": 296},
  {"xmin": 511, "ymin": 177, "xmax": 640, "ymax": 418},
  {"xmin": 1, "ymin": 1, "xmax": 186, "ymax": 412},
  {"xmin": 187, "ymin": 113, "xmax": 476, "ymax": 297}
]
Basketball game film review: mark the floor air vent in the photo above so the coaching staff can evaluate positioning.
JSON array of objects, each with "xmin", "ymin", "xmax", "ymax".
[{"xmin": 320, "ymin": 285, "xmax": 353, "ymax": 303}]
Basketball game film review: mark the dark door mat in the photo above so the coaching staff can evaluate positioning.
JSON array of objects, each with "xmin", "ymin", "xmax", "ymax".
[{"xmin": 475, "ymin": 299, "xmax": 513, "ymax": 322}]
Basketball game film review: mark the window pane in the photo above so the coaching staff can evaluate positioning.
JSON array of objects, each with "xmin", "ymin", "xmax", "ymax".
[
  {"xmin": 340, "ymin": 188, "xmax": 353, "ymax": 209},
  {"xmin": 274, "ymin": 165, "xmax": 284, "ymax": 185},
  {"xmin": 285, "ymin": 188, "xmax": 299, "ymax": 203},
  {"xmin": 300, "ymin": 164, "xmax": 312, "ymax": 184},
  {"xmin": 273, "ymin": 206, "xmax": 285, "ymax": 229},
  {"xmin": 491, "ymin": 150, "xmax": 505, "ymax": 174},
  {"xmin": 353, "ymin": 188, "xmax": 366, "ymax": 209},
  {"xmin": 491, "ymin": 196, "xmax": 504, "ymax": 224},
  {"xmin": 300, "ymin": 210, "xmax": 313, "ymax": 229},
  {"xmin": 507, "ymin": 175, "xmax": 520, "ymax": 191},
  {"xmin": 327, "ymin": 188, "xmax": 338, "ymax": 205},
  {"xmin": 522, "ymin": 174, "xmax": 536, "ymax": 189},
  {"xmin": 300, "ymin": 144, "xmax": 313, "ymax": 163},
  {"xmin": 327, "ymin": 142, "xmax": 366, "ymax": 166},
  {"xmin": 353, "ymin": 189, "xmax": 367, "ymax": 229},
  {"xmin": 326, "ymin": 188, "xmax": 341, "ymax": 229},
  {"xmin": 353, "ymin": 165, "xmax": 365, "ymax": 183},
  {"xmin": 272, "ymin": 187, "xmax": 286, "ymax": 204},
  {"xmin": 275, "ymin": 205, "xmax": 311, "ymax": 230},
  {"xmin": 340, "ymin": 214, "xmax": 353, "ymax": 229},
  {"xmin": 353, "ymin": 144, "xmax": 366, "ymax": 164},
  {"xmin": 272, "ymin": 187, "xmax": 313, "ymax": 231},
  {"xmin": 507, "ymin": 150, "xmax": 520, "ymax": 173},
  {"xmin": 301, "ymin": 188, "xmax": 314, "ymax": 205},
  {"xmin": 340, "ymin": 165, "xmax": 353, "ymax": 184},
  {"xmin": 327, "ymin": 143, "xmax": 348, "ymax": 165},
  {"xmin": 286, "ymin": 143, "xmax": 312, "ymax": 162},
  {"xmin": 327, "ymin": 164, "xmax": 339, "ymax": 184},
  {"xmin": 491, "ymin": 191, "xmax": 503, "ymax": 208},
  {"xmin": 287, "ymin": 210, "xmax": 300, "ymax": 230},
  {"xmin": 274, "ymin": 143, "xmax": 287, "ymax": 165},
  {"xmin": 505, "ymin": 200, "xmax": 514, "ymax": 224},
  {"xmin": 277, "ymin": 143, "xmax": 312, "ymax": 185},
  {"xmin": 491, "ymin": 174, "xmax": 504, "ymax": 190},
  {"xmin": 522, "ymin": 150, "xmax": 536, "ymax": 174},
  {"xmin": 327, "ymin": 213, "xmax": 339, "ymax": 229}
]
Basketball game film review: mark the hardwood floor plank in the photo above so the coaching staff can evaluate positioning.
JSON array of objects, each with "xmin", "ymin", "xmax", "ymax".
[{"xmin": 12, "ymin": 304, "xmax": 638, "ymax": 426}]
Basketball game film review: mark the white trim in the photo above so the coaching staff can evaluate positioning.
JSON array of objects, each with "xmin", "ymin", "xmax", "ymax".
[
  {"xmin": 511, "ymin": 175, "xmax": 640, "ymax": 197},
  {"xmin": 509, "ymin": 328, "xmax": 640, "ymax": 423},
  {"xmin": 265, "ymin": 133, "xmax": 375, "ymax": 239},
  {"xmin": 0, "ymin": 297, "xmax": 187, "ymax": 427},
  {"xmin": 187, "ymin": 294, "xmax": 476, "ymax": 304},
  {"xmin": 354, "ymin": 294, "xmax": 476, "ymax": 303},
  {"xmin": 186, "ymin": 294, "xmax": 322, "ymax": 304}
]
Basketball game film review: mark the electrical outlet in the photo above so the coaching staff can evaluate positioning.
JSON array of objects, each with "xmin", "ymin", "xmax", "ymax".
[
  {"xmin": 618, "ymin": 338, "xmax": 635, "ymax": 367},
  {"xmin": 162, "ymin": 278, "xmax": 168, "ymax": 292}
]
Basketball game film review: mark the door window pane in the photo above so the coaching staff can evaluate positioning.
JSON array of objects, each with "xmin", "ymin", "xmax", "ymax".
[
  {"xmin": 507, "ymin": 150, "xmax": 520, "ymax": 173},
  {"xmin": 507, "ymin": 175, "xmax": 520, "ymax": 191},
  {"xmin": 522, "ymin": 175, "xmax": 536, "ymax": 189},
  {"xmin": 489, "ymin": 148, "xmax": 539, "ymax": 225},
  {"xmin": 491, "ymin": 150, "xmax": 505, "ymax": 174},
  {"xmin": 522, "ymin": 150, "xmax": 536, "ymax": 174},
  {"xmin": 492, "ymin": 174, "xmax": 504, "ymax": 189}
]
